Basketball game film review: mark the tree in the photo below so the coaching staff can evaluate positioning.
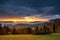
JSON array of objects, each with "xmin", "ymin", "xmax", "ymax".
[
  {"xmin": 6, "ymin": 26, "xmax": 9, "ymax": 33},
  {"xmin": 39, "ymin": 24, "xmax": 51, "ymax": 35},
  {"xmin": 53, "ymin": 23, "xmax": 56, "ymax": 33},
  {"xmin": 0, "ymin": 24, "xmax": 3, "ymax": 35},
  {"xmin": 43, "ymin": 24, "xmax": 50, "ymax": 34},
  {"xmin": 2, "ymin": 25, "xmax": 8, "ymax": 35},
  {"xmin": 12, "ymin": 27, "xmax": 16, "ymax": 34},
  {"xmin": 28, "ymin": 27, "xmax": 32, "ymax": 34},
  {"xmin": 35, "ymin": 27, "xmax": 39, "ymax": 35}
]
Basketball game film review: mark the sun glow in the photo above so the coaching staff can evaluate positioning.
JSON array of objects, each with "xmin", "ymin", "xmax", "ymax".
[
  {"xmin": 0, "ymin": 16, "xmax": 49, "ymax": 22},
  {"xmin": 23, "ymin": 16, "xmax": 49, "ymax": 22}
]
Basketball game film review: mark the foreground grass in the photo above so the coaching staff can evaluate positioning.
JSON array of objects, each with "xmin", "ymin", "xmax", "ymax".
[{"xmin": 0, "ymin": 33, "xmax": 60, "ymax": 40}]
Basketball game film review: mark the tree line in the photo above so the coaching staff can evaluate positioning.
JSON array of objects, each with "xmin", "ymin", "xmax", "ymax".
[{"xmin": 0, "ymin": 23, "xmax": 59, "ymax": 35}]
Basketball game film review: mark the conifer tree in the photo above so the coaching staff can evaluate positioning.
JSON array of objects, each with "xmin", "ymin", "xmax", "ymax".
[
  {"xmin": 53, "ymin": 23, "xmax": 56, "ymax": 33},
  {"xmin": 0, "ymin": 24, "xmax": 3, "ymax": 35},
  {"xmin": 12, "ymin": 27, "xmax": 16, "ymax": 34},
  {"xmin": 28, "ymin": 27, "xmax": 31, "ymax": 34}
]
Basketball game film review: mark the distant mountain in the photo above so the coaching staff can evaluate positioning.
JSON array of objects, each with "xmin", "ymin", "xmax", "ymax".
[
  {"xmin": 14, "ymin": 23, "xmax": 30, "ymax": 29},
  {"xmin": 13, "ymin": 22, "xmax": 45, "ymax": 29},
  {"xmin": 50, "ymin": 18, "xmax": 60, "ymax": 23}
]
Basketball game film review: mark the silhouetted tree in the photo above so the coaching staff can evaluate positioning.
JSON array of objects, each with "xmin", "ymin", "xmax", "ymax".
[
  {"xmin": 35, "ymin": 27, "xmax": 39, "ymax": 35},
  {"xmin": 12, "ymin": 27, "xmax": 16, "ymax": 34},
  {"xmin": 53, "ymin": 23, "xmax": 56, "ymax": 33},
  {"xmin": 28, "ymin": 27, "xmax": 31, "ymax": 34},
  {"xmin": 2, "ymin": 25, "xmax": 8, "ymax": 35},
  {"xmin": 0, "ymin": 24, "xmax": 3, "ymax": 35},
  {"xmin": 43, "ymin": 24, "xmax": 51, "ymax": 34},
  {"xmin": 6, "ymin": 26, "xmax": 9, "ymax": 33}
]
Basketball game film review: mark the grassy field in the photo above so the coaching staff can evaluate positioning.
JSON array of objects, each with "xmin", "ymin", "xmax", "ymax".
[{"xmin": 0, "ymin": 33, "xmax": 60, "ymax": 40}]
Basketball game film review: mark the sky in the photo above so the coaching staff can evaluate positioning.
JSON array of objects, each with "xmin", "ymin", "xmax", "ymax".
[{"xmin": 0, "ymin": 0, "xmax": 60, "ymax": 21}]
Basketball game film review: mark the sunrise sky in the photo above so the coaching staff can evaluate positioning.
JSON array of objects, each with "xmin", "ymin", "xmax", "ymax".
[
  {"xmin": 0, "ymin": 16, "xmax": 49, "ymax": 22},
  {"xmin": 0, "ymin": 0, "xmax": 60, "ymax": 22}
]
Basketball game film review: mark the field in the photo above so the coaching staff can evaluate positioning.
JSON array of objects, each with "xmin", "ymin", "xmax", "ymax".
[{"xmin": 0, "ymin": 33, "xmax": 60, "ymax": 40}]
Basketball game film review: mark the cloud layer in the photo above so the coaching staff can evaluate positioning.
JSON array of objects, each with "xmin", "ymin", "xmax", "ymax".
[{"xmin": 0, "ymin": 0, "xmax": 60, "ymax": 19}]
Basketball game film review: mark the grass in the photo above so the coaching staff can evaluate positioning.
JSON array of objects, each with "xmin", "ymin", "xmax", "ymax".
[{"xmin": 0, "ymin": 33, "xmax": 60, "ymax": 40}]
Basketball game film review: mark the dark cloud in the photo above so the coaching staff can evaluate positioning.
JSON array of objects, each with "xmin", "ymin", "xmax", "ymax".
[{"xmin": 0, "ymin": 0, "xmax": 60, "ymax": 19}]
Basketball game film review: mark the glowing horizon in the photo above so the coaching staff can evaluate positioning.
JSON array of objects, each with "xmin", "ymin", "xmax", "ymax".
[{"xmin": 0, "ymin": 16, "xmax": 49, "ymax": 22}]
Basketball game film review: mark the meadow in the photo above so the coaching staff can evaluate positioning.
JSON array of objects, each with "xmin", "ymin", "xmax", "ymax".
[{"xmin": 0, "ymin": 33, "xmax": 60, "ymax": 40}]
